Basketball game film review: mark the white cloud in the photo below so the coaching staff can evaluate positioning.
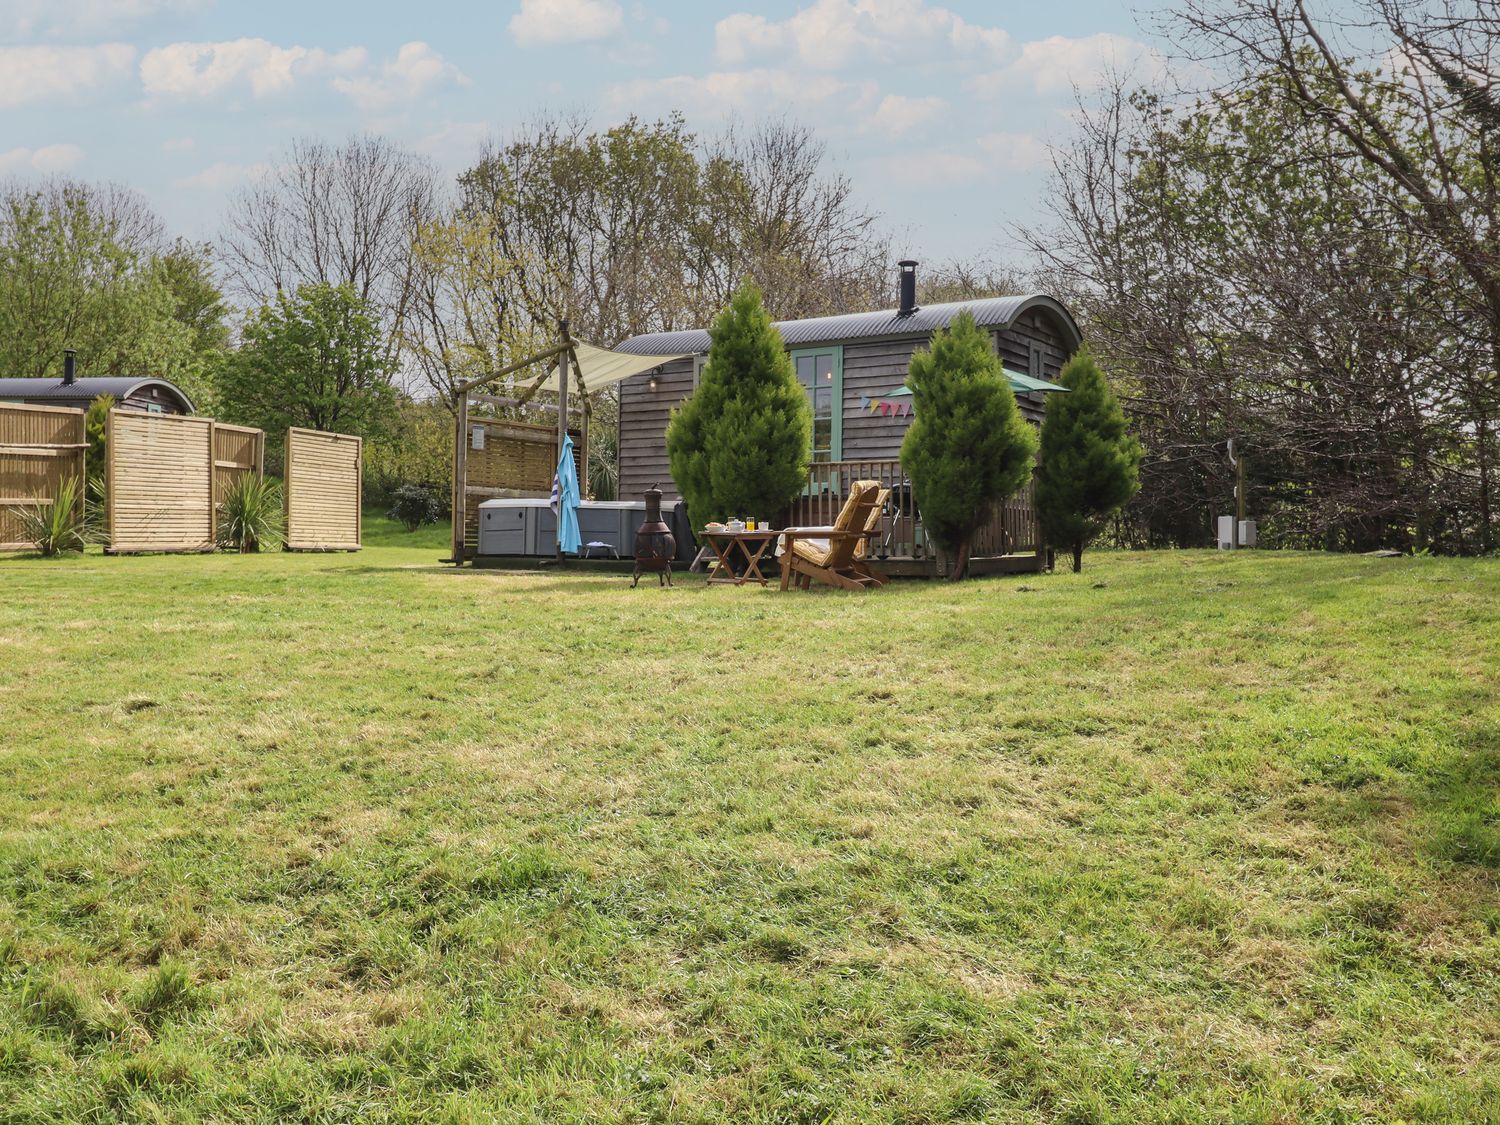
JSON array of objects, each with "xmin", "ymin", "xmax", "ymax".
[
  {"xmin": 872, "ymin": 93, "xmax": 945, "ymax": 135},
  {"xmin": 976, "ymin": 131, "xmax": 1052, "ymax": 172},
  {"xmin": 610, "ymin": 67, "xmax": 878, "ymax": 117},
  {"xmin": 174, "ymin": 160, "xmax": 270, "ymax": 190},
  {"xmin": 974, "ymin": 33, "xmax": 1158, "ymax": 97},
  {"xmin": 0, "ymin": 44, "xmax": 135, "ymax": 109},
  {"xmin": 0, "ymin": 143, "xmax": 85, "ymax": 175},
  {"xmin": 140, "ymin": 38, "xmax": 365, "ymax": 99},
  {"xmin": 414, "ymin": 120, "xmax": 490, "ymax": 165},
  {"xmin": 510, "ymin": 0, "xmax": 624, "ymax": 47},
  {"xmin": 161, "ymin": 136, "xmax": 195, "ymax": 153},
  {"xmin": 715, "ymin": 0, "xmax": 1009, "ymax": 70},
  {"xmin": 332, "ymin": 41, "xmax": 467, "ymax": 110},
  {"xmin": 869, "ymin": 131, "xmax": 1051, "ymax": 188},
  {"xmin": 0, "ymin": 0, "xmax": 206, "ymax": 38},
  {"xmin": 871, "ymin": 148, "xmax": 986, "ymax": 188}
]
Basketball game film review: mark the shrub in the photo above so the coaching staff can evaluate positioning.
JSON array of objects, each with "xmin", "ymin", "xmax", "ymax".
[
  {"xmin": 665, "ymin": 280, "xmax": 811, "ymax": 528},
  {"xmin": 17, "ymin": 476, "xmax": 95, "ymax": 556},
  {"xmin": 364, "ymin": 398, "xmax": 453, "ymax": 507},
  {"xmin": 388, "ymin": 483, "xmax": 444, "ymax": 532},
  {"xmin": 587, "ymin": 419, "xmax": 619, "ymax": 502},
  {"xmin": 1035, "ymin": 347, "xmax": 1142, "ymax": 573},
  {"xmin": 216, "ymin": 475, "xmax": 285, "ymax": 553},
  {"xmin": 900, "ymin": 311, "xmax": 1037, "ymax": 580},
  {"xmin": 84, "ymin": 393, "xmax": 114, "ymax": 496}
]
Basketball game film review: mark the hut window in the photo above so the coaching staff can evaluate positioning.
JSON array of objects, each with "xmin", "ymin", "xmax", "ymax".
[
  {"xmin": 792, "ymin": 346, "xmax": 842, "ymax": 462},
  {"xmin": 691, "ymin": 354, "xmax": 708, "ymax": 387}
]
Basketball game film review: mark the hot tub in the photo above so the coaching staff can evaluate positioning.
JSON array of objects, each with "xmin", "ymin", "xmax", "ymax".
[{"xmin": 476, "ymin": 497, "xmax": 696, "ymax": 560}]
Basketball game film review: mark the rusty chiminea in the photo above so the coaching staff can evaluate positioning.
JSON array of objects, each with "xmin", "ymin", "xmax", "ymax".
[{"xmin": 632, "ymin": 483, "xmax": 676, "ymax": 587}]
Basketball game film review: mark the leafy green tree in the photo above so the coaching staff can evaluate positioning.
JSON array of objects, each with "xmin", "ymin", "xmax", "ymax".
[
  {"xmin": 216, "ymin": 283, "xmax": 398, "ymax": 465},
  {"xmin": 0, "ymin": 182, "xmax": 226, "ymax": 399},
  {"xmin": 1035, "ymin": 347, "xmax": 1141, "ymax": 573},
  {"xmin": 900, "ymin": 311, "xmax": 1038, "ymax": 581},
  {"xmin": 666, "ymin": 281, "xmax": 811, "ymax": 529},
  {"xmin": 153, "ymin": 240, "xmax": 230, "ymax": 412}
]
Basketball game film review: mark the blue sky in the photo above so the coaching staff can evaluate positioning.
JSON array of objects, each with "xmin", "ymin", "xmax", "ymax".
[{"xmin": 1, "ymin": 1, "xmax": 1168, "ymax": 266}]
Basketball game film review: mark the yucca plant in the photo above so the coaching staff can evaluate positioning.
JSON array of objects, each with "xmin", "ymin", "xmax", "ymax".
[
  {"xmin": 216, "ymin": 475, "xmax": 285, "ymax": 553},
  {"xmin": 17, "ymin": 476, "xmax": 95, "ymax": 556}
]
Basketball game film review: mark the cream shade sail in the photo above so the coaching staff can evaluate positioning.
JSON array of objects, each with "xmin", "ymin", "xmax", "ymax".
[{"xmin": 530, "ymin": 341, "xmax": 690, "ymax": 396}]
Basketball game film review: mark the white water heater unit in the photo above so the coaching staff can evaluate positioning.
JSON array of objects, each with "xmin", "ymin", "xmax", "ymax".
[{"xmin": 1216, "ymin": 515, "xmax": 1235, "ymax": 550}]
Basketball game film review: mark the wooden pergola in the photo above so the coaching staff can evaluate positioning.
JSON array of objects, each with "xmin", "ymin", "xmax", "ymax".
[{"xmin": 447, "ymin": 320, "xmax": 687, "ymax": 564}]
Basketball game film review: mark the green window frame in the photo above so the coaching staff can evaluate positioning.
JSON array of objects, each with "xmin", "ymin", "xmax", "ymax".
[{"xmin": 791, "ymin": 346, "xmax": 842, "ymax": 462}]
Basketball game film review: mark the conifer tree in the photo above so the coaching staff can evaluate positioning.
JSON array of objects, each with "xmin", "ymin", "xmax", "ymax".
[
  {"xmin": 900, "ymin": 311, "xmax": 1037, "ymax": 580},
  {"xmin": 1035, "ymin": 346, "xmax": 1142, "ymax": 573},
  {"xmin": 666, "ymin": 281, "xmax": 811, "ymax": 529}
]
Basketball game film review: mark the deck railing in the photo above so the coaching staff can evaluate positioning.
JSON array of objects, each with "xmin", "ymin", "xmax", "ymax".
[{"xmin": 789, "ymin": 459, "xmax": 1039, "ymax": 561}]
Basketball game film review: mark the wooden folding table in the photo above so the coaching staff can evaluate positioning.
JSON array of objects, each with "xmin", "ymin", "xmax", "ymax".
[{"xmin": 701, "ymin": 528, "xmax": 780, "ymax": 586}]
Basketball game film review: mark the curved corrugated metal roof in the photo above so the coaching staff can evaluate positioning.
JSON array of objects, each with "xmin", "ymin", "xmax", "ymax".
[
  {"xmin": 613, "ymin": 294, "xmax": 1082, "ymax": 356},
  {"xmin": 0, "ymin": 377, "xmax": 196, "ymax": 413}
]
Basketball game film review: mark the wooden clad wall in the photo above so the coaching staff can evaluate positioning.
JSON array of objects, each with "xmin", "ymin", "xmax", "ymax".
[
  {"xmin": 996, "ymin": 309, "xmax": 1069, "ymax": 380},
  {"xmin": 618, "ymin": 357, "xmax": 693, "ymax": 500},
  {"xmin": 107, "ymin": 411, "xmax": 215, "ymax": 552},
  {"xmin": 213, "ymin": 424, "xmax": 264, "ymax": 502},
  {"xmin": 615, "ymin": 307, "xmax": 1076, "ymax": 498},
  {"xmin": 0, "ymin": 402, "xmax": 87, "ymax": 550},
  {"xmin": 284, "ymin": 428, "xmax": 362, "ymax": 551},
  {"xmin": 841, "ymin": 337, "xmax": 922, "ymax": 461}
]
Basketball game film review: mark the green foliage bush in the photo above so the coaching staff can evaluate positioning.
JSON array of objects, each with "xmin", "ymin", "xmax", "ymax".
[
  {"xmin": 215, "ymin": 283, "xmax": 397, "ymax": 467},
  {"xmin": 83, "ymin": 394, "xmax": 113, "ymax": 496},
  {"xmin": 900, "ymin": 311, "xmax": 1037, "ymax": 579},
  {"xmin": 1035, "ymin": 347, "xmax": 1142, "ymax": 572},
  {"xmin": 387, "ymin": 484, "xmax": 444, "ymax": 532},
  {"xmin": 215, "ymin": 475, "xmax": 285, "ymax": 554},
  {"xmin": 364, "ymin": 398, "xmax": 453, "ymax": 506},
  {"xmin": 665, "ymin": 281, "xmax": 811, "ymax": 528}
]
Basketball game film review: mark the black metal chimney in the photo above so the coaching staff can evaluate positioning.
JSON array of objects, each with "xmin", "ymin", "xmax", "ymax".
[
  {"xmin": 897, "ymin": 260, "xmax": 918, "ymax": 317},
  {"xmin": 63, "ymin": 349, "xmax": 76, "ymax": 386}
]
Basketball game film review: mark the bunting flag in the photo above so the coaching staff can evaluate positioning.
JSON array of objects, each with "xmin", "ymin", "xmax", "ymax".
[{"xmin": 863, "ymin": 395, "xmax": 914, "ymax": 417}]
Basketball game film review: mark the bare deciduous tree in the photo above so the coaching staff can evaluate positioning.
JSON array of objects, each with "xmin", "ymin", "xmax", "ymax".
[
  {"xmin": 220, "ymin": 135, "xmax": 437, "ymax": 361},
  {"xmin": 697, "ymin": 117, "xmax": 891, "ymax": 321},
  {"xmin": 1022, "ymin": 67, "xmax": 1478, "ymax": 553},
  {"xmin": 1168, "ymin": 0, "xmax": 1500, "ymax": 547}
]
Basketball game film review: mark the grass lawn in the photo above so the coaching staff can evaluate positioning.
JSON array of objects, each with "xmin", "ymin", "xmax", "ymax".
[{"xmin": 2, "ymin": 521, "xmax": 1498, "ymax": 1123}]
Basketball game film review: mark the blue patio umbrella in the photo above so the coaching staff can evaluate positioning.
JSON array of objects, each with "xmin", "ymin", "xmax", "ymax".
[{"xmin": 551, "ymin": 433, "xmax": 582, "ymax": 555}]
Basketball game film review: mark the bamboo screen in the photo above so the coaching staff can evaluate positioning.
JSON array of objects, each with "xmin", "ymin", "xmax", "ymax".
[
  {"xmin": 284, "ymin": 428, "xmax": 362, "ymax": 551},
  {"xmin": 0, "ymin": 402, "xmax": 87, "ymax": 550}
]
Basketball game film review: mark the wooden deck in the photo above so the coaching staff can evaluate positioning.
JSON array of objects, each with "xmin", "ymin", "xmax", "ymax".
[{"xmin": 788, "ymin": 458, "xmax": 1046, "ymax": 578}]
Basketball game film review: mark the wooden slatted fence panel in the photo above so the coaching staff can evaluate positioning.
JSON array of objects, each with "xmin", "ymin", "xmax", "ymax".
[
  {"xmin": 0, "ymin": 402, "xmax": 88, "ymax": 550},
  {"xmin": 284, "ymin": 428, "xmax": 361, "ymax": 551},
  {"xmin": 107, "ymin": 411, "xmax": 215, "ymax": 553},
  {"xmin": 213, "ymin": 424, "xmax": 264, "ymax": 504}
]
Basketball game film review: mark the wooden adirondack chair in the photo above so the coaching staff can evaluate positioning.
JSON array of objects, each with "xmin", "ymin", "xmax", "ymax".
[
  {"xmin": 779, "ymin": 479, "xmax": 887, "ymax": 592},
  {"xmin": 851, "ymin": 486, "xmax": 891, "ymax": 586}
]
